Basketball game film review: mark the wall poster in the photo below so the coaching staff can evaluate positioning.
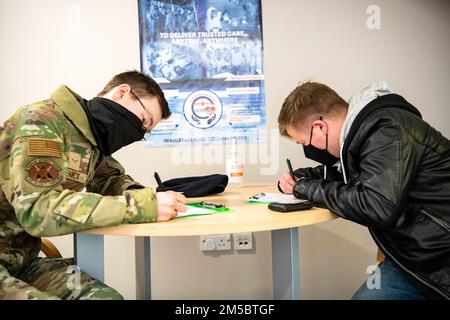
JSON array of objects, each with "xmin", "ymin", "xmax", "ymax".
[{"xmin": 138, "ymin": 0, "xmax": 265, "ymax": 147}]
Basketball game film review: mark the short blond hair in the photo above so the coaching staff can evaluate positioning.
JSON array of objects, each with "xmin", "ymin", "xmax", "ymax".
[{"xmin": 278, "ymin": 81, "xmax": 348, "ymax": 136}]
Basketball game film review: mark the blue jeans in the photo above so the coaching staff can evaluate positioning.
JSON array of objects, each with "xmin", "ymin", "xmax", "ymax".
[{"xmin": 352, "ymin": 257, "xmax": 427, "ymax": 300}]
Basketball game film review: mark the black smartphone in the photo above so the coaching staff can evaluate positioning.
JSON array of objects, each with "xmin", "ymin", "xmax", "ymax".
[{"xmin": 268, "ymin": 201, "xmax": 314, "ymax": 212}]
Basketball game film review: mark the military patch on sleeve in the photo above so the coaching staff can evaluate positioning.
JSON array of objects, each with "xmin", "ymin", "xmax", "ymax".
[
  {"xmin": 26, "ymin": 159, "xmax": 62, "ymax": 187},
  {"xmin": 27, "ymin": 138, "xmax": 61, "ymax": 158},
  {"xmin": 66, "ymin": 169, "xmax": 88, "ymax": 184},
  {"xmin": 68, "ymin": 152, "xmax": 80, "ymax": 170}
]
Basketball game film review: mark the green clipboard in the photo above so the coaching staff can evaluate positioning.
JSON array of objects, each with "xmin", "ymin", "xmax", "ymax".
[{"xmin": 175, "ymin": 202, "xmax": 231, "ymax": 219}]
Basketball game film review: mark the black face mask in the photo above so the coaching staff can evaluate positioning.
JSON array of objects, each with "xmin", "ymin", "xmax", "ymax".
[
  {"xmin": 303, "ymin": 120, "xmax": 339, "ymax": 166},
  {"xmin": 82, "ymin": 97, "xmax": 145, "ymax": 156}
]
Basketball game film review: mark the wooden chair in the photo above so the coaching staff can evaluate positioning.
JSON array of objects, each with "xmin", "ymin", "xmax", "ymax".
[
  {"xmin": 41, "ymin": 238, "xmax": 63, "ymax": 259},
  {"xmin": 376, "ymin": 248, "xmax": 385, "ymax": 265}
]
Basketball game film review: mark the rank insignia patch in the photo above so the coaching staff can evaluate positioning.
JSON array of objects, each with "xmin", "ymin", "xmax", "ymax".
[{"xmin": 26, "ymin": 159, "xmax": 62, "ymax": 187}]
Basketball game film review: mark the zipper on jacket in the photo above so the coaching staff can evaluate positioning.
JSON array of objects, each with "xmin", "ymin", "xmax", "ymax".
[
  {"xmin": 421, "ymin": 209, "xmax": 450, "ymax": 233},
  {"xmin": 339, "ymin": 154, "xmax": 348, "ymax": 184},
  {"xmin": 369, "ymin": 229, "xmax": 449, "ymax": 299}
]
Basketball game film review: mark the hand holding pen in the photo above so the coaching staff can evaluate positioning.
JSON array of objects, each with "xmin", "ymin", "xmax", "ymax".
[
  {"xmin": 154, "ymin": 172, "xmax": 187, "ymax": 221},
  {"xmin": 278, "ymin": 159, "xmax": 298, "ymax": 194}
]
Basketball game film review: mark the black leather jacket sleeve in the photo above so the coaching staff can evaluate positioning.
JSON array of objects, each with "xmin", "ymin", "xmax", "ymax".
[
  {"xmin": 278, "ymin": 166, "xmax": 320, "ymax": 193},
  {"xmin": 278, "ymin": 166, "xmax": 344, "ymax": 193},
  {"xmin": 293, "ymin": 166, "xmax": 325, "ymax": 179},
  {"xmin": 294, "ymin": 117, "xmax": 422, "ymax": 228}
]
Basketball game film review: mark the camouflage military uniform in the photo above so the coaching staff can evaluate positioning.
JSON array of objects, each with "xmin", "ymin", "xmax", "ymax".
[{"xmin": 0, "ymin": 85, "xmax": 158, "ymax": 299}]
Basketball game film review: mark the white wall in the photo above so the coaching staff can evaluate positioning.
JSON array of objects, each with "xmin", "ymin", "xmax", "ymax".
[{"xmin": 1, "ymin": 0, "xmax": 449, "ymax": 299}]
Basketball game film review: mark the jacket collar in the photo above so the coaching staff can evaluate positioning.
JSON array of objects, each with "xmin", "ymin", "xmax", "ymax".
[
  {"xmin": 51, "ymin": 85, "xmax": 98, "ymax": 146},
  {"xmin": 339, "ymin": 92, "xmax": 422, "ymax": 183},
  {"xmin": 340, "ymin": 81, "xmax": 393, "ymax": 151}
]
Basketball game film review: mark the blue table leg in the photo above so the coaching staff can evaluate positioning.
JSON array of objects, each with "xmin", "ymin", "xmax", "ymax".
[
  {"xmin": 271, "ymin": 228, "xmax": 300, "ymax": 299},
  {"xmin": 74, "ymin": 233, "xmax": 105, "ymax": 282},
  {"xmin": 135, "ymin": 236, "xmax": 151, "ymax": 300}
]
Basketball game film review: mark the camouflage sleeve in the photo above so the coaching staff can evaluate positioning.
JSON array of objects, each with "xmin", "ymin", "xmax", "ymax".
[
  {"xmin": 86, "ymin": 156, "xmax": 144, "ymax": 196},
  {"xmin": 2, "ymin": 137, "xmax": 158, "ymax": 237}
]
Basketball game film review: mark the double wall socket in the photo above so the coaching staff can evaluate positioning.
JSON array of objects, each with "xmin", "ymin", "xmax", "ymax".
[
  {"xmin": 200, "ymin": 233, "xmax": 253, "ymax": 251},
  {"xmin": 200, "ymin": 234, "xmax": 231, "ymax": 251}
]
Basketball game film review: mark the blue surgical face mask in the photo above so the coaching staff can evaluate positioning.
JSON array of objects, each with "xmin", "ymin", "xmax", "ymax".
[{"xmin": 303, "ymin": 117, "xmax": 339, "ymax": 166}]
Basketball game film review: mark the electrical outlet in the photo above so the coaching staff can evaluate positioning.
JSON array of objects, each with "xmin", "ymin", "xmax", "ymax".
[
  {"xmin": 234, "ymin": 232, "xmax": 253, "ymax": 250},
  {"xmin": 200, "ymin": 234, "xmax": 231, "ymax": 251}
]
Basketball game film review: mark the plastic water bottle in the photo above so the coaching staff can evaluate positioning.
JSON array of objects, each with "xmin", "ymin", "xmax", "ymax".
[{"xmin": 226, "ymin": 138, "xmax": 244, "ymax": 188}]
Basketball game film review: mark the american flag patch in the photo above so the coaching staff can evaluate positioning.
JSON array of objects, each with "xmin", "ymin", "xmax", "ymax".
[{"xmin": 28, "ymin": 138, "xmax": 61, "ymax": 158}]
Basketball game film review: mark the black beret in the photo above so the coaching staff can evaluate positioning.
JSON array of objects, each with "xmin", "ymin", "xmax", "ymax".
[{"xmin": 156, "ymin": 174, "xmax": 228, "ymax": 197}]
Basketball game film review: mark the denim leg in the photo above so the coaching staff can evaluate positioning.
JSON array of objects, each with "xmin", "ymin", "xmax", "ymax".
[{"xmin": 352, "ymin": 257, "xmax": 427, "ymax": 300}]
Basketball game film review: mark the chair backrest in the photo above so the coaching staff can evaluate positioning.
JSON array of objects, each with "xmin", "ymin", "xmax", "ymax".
[
  {"xmin": 41, "ymin": 238, "xmax": 63, "ymax": 259},
  {"xmin": 376, "ymin": 248, "xmax": 385, "ymax": 265}
]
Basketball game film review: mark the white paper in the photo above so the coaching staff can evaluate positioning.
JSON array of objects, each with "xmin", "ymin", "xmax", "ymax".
[
  {"xmin": 248, "ymin": 192, "xmax": 307, "ymax": 204},
  {"xmin": 176, "ymin": 205, "xmax": 216, "ymax": 218}
]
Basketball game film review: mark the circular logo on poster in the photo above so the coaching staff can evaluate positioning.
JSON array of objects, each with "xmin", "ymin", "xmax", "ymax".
[{"xmin": 183, "ymin": 90, "xmax": 223, "ymax": 129}]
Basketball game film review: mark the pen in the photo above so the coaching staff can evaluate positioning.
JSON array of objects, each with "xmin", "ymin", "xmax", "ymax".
[
  {"xmin": 154, "ymin": 172, "xmax": 163, "ymax": 188},
  {"xmin": 286, "ymin": 159, "xmax": 295, "ymax": 180},
  {"xmin": 154, "ymin": 172, "xmax": 184, "ymax": 194},
  {"xmin": 200, "ymin": 201, "xmax": 225, "ymax": 208}
]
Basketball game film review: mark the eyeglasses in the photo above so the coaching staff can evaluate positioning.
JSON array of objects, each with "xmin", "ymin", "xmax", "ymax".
[{"xmin": 130, "ymin": 89, "xmax": 154, "ymax": 134}]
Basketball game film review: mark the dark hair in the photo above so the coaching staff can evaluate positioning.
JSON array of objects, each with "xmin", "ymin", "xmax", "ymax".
[
  {"xmin": 98, "ymin": 70, "xmax": 171, "ymax": 119},
  {"xmin": 278, "ymin": 81, "xmax": 348, "ymax": 136}
]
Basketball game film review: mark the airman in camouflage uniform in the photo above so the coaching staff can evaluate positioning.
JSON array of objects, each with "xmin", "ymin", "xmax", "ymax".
[{"xmin": 0, "ymin": 76, "xmax": 172, "ymax": 299}]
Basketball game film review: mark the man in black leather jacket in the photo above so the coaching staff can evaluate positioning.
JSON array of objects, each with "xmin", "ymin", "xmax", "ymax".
[{"xmin": 278, "ymin": 81, "xmax": 450, "ymax": 300}]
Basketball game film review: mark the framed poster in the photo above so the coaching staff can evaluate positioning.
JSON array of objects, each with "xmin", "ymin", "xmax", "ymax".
[{"xmin": 138, "ymin": 0, "xmax": 265, "ymax": 146}]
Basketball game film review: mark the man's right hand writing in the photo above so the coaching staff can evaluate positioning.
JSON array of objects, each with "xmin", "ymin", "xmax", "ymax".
[
  {"xmin": 278, "ymin": 171, "xmax": 298, "ymax": 194},
  {"xmin": 156, "ymin": 191, "xmax": 187, "ymax": 221}
]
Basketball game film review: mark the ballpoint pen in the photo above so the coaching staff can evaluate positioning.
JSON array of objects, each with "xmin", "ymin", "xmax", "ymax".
[
  {"xmin": 286, "ymin": 159, "xmax": 295, "ymax": 180},
  {"xmin": 154, "ymin": 172, "xmax": 184, "ymax": 194},
  {"xmin": 154, "ymin": 172, "xmax": 163, "ymax": 188},
  {"xmin": 200, "ymin": 201, "xmax": 225, "ymax": 208}
]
